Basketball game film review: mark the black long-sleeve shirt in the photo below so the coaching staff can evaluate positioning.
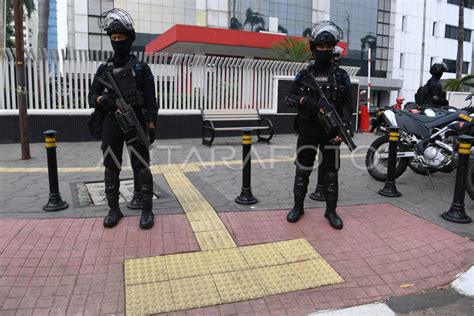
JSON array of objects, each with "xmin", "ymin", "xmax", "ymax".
[{"xmin": 88, "ymin": 58, "xmax": 158, "ymax": 124}]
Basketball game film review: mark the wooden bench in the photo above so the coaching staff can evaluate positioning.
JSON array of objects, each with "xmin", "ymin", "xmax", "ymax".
[{"xmin": 201, "ymin": 109, "xmax": 274, "ymax": 146}]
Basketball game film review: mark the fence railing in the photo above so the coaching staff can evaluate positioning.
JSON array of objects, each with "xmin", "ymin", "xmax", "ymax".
[{"xmin": 0, "ymin": 48, "xmax": 312, "ymax": 114}]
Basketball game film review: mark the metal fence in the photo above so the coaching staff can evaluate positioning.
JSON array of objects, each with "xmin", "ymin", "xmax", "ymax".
[{"xmin": 0, "ymin": 48, "xmax": 360, "ymax": 115}]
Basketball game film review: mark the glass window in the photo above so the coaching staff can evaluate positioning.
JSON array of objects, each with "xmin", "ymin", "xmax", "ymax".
[
  {"xmin": 400, "ymin": 53, "xmax": 404, "ymax": 68},
  {"xmin": 402, "ymin": 16, "xmax": 407, "ymax": 31},
  {"xmin": 432, "ymin": 22, "xmax": 437, "ymax": 36},
  {"xmin": 443, "ymin": 59, "xmax": 470, "ymax": 74}
]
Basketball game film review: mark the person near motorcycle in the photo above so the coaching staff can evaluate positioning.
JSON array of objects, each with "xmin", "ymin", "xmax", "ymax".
[
  {"xmin": 88, "ymin": 8, "xmax": 158, "ymax": 229},
  {"xmin": 418, "ymin": 63, "xmax": 449, "ymax": 108},
  {"xmin": 285, "ymin": 21, "xmax": 353, "ymax": 229}
]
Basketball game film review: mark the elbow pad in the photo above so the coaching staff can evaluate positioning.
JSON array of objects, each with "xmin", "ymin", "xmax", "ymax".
[{"xmin": 286, "ymin": 93, "xmax": 301, "ymax": 107}]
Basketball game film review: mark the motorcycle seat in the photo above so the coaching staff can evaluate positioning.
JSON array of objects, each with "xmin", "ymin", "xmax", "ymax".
[{"xmin": 400, "ymin": 110, "xmax": 451, "ymax": 123}]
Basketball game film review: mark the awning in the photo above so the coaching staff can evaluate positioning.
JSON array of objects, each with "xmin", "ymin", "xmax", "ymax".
[{"xmin": 145, "ymin": 25, "xmax": 348, "ymax": 59}]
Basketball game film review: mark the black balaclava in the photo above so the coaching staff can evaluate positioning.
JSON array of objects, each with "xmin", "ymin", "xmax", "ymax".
[
  {"xmin": 314, "ymin": 49, "xmax": 333, "ymax": 65},
  {"xmin": 111, "ymin": 37, "xmax": 133, "ymax": 65}
]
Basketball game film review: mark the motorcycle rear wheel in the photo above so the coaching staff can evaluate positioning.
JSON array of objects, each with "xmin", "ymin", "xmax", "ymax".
[{"xmin": 366, "ymin": 135, "xmax": 410, "ymax": 182}]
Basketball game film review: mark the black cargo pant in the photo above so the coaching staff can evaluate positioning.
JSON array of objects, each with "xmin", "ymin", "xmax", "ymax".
[
  {"xmin": 101, "ymin": 114, "xmax": 150, "ymax": 172},
  {"xmin": 294, "ymin": 122, "xmax": 340, "ymax": 211}
]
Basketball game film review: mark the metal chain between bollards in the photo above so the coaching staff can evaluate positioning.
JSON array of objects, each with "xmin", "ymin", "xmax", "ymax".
[
  {"xmin": 43, "ymin": 130, "xmax": 69, "ymax": 212},
  {"xmin": 235, "ymin": 128, "xmax": 258, "ymax": 205},
  {"xmin": 441, "ymin": 134, "xmax": 473, "ymax": 223},
  {"xmin": 379, "ymin": 126, "xmax": 402, "ymax": 197}
]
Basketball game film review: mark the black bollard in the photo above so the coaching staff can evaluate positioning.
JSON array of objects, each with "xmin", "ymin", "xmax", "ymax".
[
  {"xmin": 235, "ymin": 128, "xmax": 258, "ymax": 205},
  {"xmin": 379, "ymin": 126, "xmax": 402, "ymax": 197},
  {"xmin": 441, "ymin": 135, "xmax": 473, "ymax": 223},
  {"xmin": 43, "ymin": 130, "xmax": 68, "ymax": 212}
]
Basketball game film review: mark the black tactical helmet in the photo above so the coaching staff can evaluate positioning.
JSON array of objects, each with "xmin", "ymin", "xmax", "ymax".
[
  {"xmin": 309, "ymin": 21, "xmax": 344, "ymax": 51},
  {"xmin": 98, "ymin": 8, "xmax": 135, "ymax": 41},
  {"xmin": 429, "ymin": 62, "xmax": 448, "ymax": 76}
]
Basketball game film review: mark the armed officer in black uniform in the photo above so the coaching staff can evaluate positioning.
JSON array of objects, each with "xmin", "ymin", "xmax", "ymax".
[
  {"xmin": 286, "ymin": 21, "xmax": 353, "ymax": 229},
  {"xmin": 309, "ymin": 44, "xmax": 347, "ymax": 202},
  {"xmin": 419, "ymin": 62, "xmax": 449, "ymax": 108},
  {"xmin": 88, "ymin": 9, "xmax": 158, "ymax": 229}
]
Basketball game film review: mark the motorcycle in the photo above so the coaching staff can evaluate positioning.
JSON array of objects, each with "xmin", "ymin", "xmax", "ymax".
[{"xmin": 366, "ymin": 93, "xmax": 474, "ymax": 198}]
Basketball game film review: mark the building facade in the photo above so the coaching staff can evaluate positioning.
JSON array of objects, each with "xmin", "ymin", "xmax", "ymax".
[
  {"xmin": 65, "ymin": 0, "xmax": 473, "ymax": 104},
  {"xmin": 392, "ymin": 0, "xmax": 474, "ymax": 102}
]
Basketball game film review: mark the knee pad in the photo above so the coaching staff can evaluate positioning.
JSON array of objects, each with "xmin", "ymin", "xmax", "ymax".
[
  {"xmin": 325, "ymin": 171, "xmax": 338, "ymax": 193},
  {"xmin": 104, "ymin": 168, "xmax": 120, "ymax": 194},
  {"xmin": 138, "ymin": 167, "xmax": 153, "ymax": 195}
]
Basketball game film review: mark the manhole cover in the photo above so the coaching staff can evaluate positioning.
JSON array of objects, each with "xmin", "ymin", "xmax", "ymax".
[{"xmin": 85, "ymin": 179, "xmax": 160, "ymax": 206}]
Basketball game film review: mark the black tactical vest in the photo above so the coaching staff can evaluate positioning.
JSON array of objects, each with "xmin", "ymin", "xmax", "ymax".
[{"xmin": 106, "ymin": 59, "xmax": 145, "ymax": 114}]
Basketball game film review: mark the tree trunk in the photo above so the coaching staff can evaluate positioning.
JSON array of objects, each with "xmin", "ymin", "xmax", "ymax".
[
  {"xmin": 0, "ymin": 0, "xmax": 5, "ymax": 48},
  {"xmin": 38, "ymin": 0, "xmax": 49, "ymax": 48},
  {"xmin": 456, "ymin": 0, "xmax": 464, "ymax": 79}
]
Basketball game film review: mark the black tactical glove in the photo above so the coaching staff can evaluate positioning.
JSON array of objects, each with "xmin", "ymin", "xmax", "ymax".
[
  {"xmin": 100, "ymin": 92, "xmax": 118, "ymax": 113},
  {"xmin": 148, "ymin": 127, "xmax": 156, "ymax": 144}
]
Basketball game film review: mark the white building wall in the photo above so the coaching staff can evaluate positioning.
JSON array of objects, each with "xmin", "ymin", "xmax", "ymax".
[
  {"xmin": 312, "ymin": 0, "xmax": 330, "ymax": 24},
  {"xmin": 391, "ymin": 0, "xmax": 474, "ymax": 103}
]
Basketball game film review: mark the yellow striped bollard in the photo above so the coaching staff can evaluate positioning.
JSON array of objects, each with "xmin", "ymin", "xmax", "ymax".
[
  {"xmin": 379, "ymin": 126, "xmax": 402, "ymax": 197},
  {"xmin": 235, "ymin": 128, "xmax": 258, "ymax": 205},
  {"xmin": 441, "ymin": 135, "xmax": 473, "ymax": 223},
  {"xmin": 43, "ymin": 130, "xmax": 68, "ymax": 211}
]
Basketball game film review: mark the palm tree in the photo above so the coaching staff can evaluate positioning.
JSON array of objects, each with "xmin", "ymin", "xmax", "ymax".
[
  {"xmin": 443, "ymin": 74, "xmax": 474, "ymax": 92},
  {"xmin": 4, "ymin": 0, "xmax": 36, "ymax": 48},
  {"xmin": 278, "ymin": 25, "xmax": 287, "ymax": 34},
  {"xmin": 271, "ymin": 37, "xmax": 312, "ymax": 62},
  {"xmin": 38, "ymin": 0, "xmax": 50, "ymax": 48},
  {"xmin": 302, "ymin": 28, "xmax": 312, "ymax": 38},
  {"xmin": 456, "ymin": 0, "xmax": 464, "ymax": 79},
  {"xmin": 243, "ymin": 8, "xmax": 265, "ymax": 32},
  {"xmin": 230, "ymin": 17, "xmax": 243, "ymax": 30}
]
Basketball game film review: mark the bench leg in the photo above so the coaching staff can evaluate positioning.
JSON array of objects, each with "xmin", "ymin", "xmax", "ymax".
[{"xmin": 202, "ymin": 122, "xmax": 215, "ymax": 147}]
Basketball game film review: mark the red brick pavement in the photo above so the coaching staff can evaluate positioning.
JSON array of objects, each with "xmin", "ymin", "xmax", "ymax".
[{"xmin": 0, "ymin": 204, "xmax": 473, "ymax": 315}]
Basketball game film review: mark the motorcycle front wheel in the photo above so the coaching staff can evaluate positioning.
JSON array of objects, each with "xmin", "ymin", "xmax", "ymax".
[{"xmin": 366, "ymin": 135, "xmax": 410, "ymax": 182}]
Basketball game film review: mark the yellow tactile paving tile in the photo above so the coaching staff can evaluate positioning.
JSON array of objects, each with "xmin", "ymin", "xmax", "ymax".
[
  {"xmin": 124, "ymin": 256, "xmax": 168, "ymax": 286},
  {"xmin": 125, "ymin": 281, "xmax": 174, "ymax": 315},
  {"xmin": 239, "ymin": 243, "xmax": 287, "ymax": 268},
  {"xmin": 180, "ymin": 201, "xmax": 215, "ymax": 213},
  {"xmin": 274, "ymin": 238, "xmax": 322, "ymax": 263},
  {"xmin": 252, "ymin": 264, "xmax": 308, "ymax": 295},
  {"xmin": 165, "ymin": 252, "xmax": 211, "ymax": 279},
  {"xmin": 171, "ymin": 275, "xmax": 222, "ymax": 311},
  {"xmin": 171, "ymin": 189, "xmax": 203, "ymax": 203},
  {"xmin": 289, "ymin": 259, "xmax": 344, "ymax": 288},
  {"xmin": 195, "ymin": 230, "xmax": 237, "ymax": 251},
  {"xmin": 203, "ymin": 248, "xmax": 250, "ymax": 274},
  {"xmin": 189, "ymin": 217, "xmax": 227, "ymax": 232},
  {"xmin": 213, "ymin": 269, "xmax": 265, "ymax": 303}
]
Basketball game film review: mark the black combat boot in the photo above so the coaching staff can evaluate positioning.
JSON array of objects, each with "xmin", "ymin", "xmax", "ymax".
[
  {"xmin": 324, "ymin": 171, "xmax": 343, "ymax": 229},
  {"xmin": 127, "ymin": 171, "xmax": 142, "ymax": 210},
  {"xmin": 139, "ymin": 168, "xmax": 154, "ymax": 229},
  {"xmin": 287, "ymin": 168, "xmax": 310, "ymax": 223},
  {"xmin": 103, "ymin": 169, "xmax": 124, "ymax": 228},
  {"xmin": 310, "ymin": 168, "xmax": 326, "ymax": 201}
]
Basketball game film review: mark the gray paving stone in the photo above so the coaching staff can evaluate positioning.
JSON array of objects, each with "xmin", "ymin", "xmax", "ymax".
[{"xmin": 0, "ymin": 133, "xmax": 473, "ymax": 238}]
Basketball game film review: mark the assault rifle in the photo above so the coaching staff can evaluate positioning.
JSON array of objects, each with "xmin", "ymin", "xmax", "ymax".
[
  {"xmin": 98, "ymin": 71, "xmax": 151, "ymax": 149},
  {"xmin": 299, "ymin": 72, "xmax": 357, "ymax": 152}
]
